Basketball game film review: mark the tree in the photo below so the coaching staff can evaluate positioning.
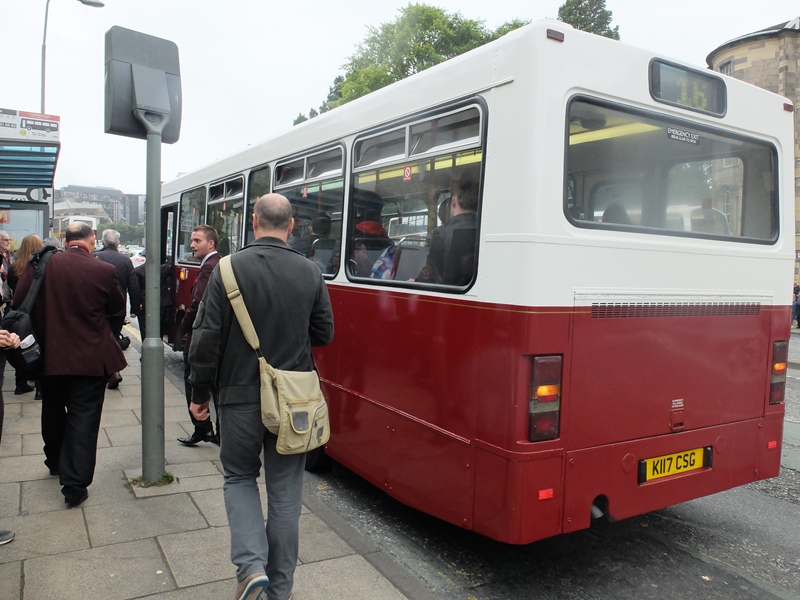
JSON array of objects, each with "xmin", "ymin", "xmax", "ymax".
[
  {"xmin": 294, "ymin": 4, "xmax": 529, "ymax": 124},
  {"xmin": 557, "ymin": 0, "xmax": 620, "ymax": 40},
  {"xmin": 98, "ymin": 221, "xmax": 145, "ymax": 246}
]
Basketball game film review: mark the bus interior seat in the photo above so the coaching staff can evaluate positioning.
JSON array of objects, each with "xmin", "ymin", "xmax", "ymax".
[
  {"xmin": 690, "ymin": 208, "xmax": 730, "ymax": 235},
  {"xmin": 601, "ymin": 204, "xmax": 631, "ymax": 225},
  {"xmin": 391, "ymin": 237, "xmax": 431, "ymax": 281},
  {"xmin": 309, "ymin": 237, "xmax": 338, "ymax": 272},
  {"xmin": 665, "ymin": 212, "xmax": 684, "ymax": 231}
]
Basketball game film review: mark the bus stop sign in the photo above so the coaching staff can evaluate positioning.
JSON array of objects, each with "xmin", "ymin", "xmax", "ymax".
[{"xmin": 104, "ymin": 26, "xmax": 181, "ymax": 144}]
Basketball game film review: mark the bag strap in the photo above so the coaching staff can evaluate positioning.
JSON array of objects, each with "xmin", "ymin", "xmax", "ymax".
[
  {"xmin": 219, "ymin": 255, "xmax": 262, "ymax": 353},
  {"xmin": 17, "ymin": 246, "xmax": 56, "ymax": 314}
]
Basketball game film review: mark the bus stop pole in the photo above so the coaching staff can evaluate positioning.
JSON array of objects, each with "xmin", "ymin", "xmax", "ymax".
[{"xmin": 138, "ymin": 114, "xmax": 167, "ymax": 483}]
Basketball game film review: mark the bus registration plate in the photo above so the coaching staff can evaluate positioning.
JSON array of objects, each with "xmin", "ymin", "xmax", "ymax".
[{"xmin": 638, "ymin": 447, "xmax": 710, "ymax": 484}]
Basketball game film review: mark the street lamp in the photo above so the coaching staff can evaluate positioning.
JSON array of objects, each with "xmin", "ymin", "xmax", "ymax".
[{"xmin": 41, "ymin": 0, "xmax": 105, "ymax": 114}]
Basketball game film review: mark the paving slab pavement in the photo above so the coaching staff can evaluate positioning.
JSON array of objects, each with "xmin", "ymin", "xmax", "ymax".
[{"xmin": 0, "ymin": 337, "xmax": 422, "ymax": 600}]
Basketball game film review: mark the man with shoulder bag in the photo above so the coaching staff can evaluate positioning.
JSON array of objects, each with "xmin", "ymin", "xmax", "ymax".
[{"xmin": 189, "ymin": 194, "xmax": 333, "ymax": 600}]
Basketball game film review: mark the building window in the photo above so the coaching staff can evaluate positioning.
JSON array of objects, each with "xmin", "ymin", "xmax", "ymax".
[{"xmin": 719, "ymin": 61, "xmax": 732, "ymax": 76}]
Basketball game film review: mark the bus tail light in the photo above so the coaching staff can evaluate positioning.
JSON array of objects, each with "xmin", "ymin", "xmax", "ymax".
[
  {"xmin": 769, "ymin": 341, "xmax": 788, "ymax": 404},
  {"xmin": 529, "ymin": 356, "xmax": 562, "ymax": 441}
]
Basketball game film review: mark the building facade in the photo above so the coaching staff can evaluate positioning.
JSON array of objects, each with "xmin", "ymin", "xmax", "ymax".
[{"xmin": 706, "ymin": 17, "xmax": 800, "ymax": 280}]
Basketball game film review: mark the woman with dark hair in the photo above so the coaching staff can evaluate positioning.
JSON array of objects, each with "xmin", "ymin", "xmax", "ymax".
[{"xmin": 8, "ymin": 235, "xmax": 43, "ymax": 398}]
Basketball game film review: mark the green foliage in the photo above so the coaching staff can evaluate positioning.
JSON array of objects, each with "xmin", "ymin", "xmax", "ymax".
[
  {"xmin": 294, "ymin": 4, "xmax": 529, "ymax": 124},
  {"xmin": 131, "ymin": 472, "xmax": 175, "ymax": 488},
  {"xmin": 557, "ymin": 0, "xmax": 620, "ymax": 40},
  {"xmin": 98, "ymin": 221, "xmax": 145, "ymax": 246}
]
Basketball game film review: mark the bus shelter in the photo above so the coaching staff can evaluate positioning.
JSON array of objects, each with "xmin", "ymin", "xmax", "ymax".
[{"xmin": 0, "ymin": 108, "xmax": 60, "ymax": 242}]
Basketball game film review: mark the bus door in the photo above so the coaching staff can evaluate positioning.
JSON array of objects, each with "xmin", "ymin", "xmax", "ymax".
[{"xmin": 173, "ymin": 186, "xmax": 207, "ymax": 351}]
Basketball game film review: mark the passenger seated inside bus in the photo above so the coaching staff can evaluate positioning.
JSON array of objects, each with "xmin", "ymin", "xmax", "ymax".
[
  {"xmin": 690, "ymin": 197, "xmax": 730, "ymax": 235},
  {"xmin": 350, "ymin": 189, "xmax": 394, "ymax": 277},
  {"xmin": 416, "ymin": 175, "xmax": 478, "ymax": 286},
  {"xmin": 349, "ymin": 240, "xmax": 373, "ymax": 277},
  {"xmin": 290, "ymin": 211, "xmax": 332, "ymax": 258},
  {"xmin": 601, "ymin": 203, "xmax": 631, "ymax": 225}
]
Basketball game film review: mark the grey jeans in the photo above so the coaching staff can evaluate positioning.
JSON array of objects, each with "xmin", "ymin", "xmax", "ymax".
[{"xmin": 219, "ymin": 402, "xmax": 305, "ymax": 600}]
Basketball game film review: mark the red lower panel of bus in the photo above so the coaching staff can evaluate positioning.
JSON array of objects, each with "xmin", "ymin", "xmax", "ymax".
[
  {"xmin": 561, "ymin": 413, "xmax": 784, "ymax": 535},
  {"xmin": 315, "ymin": 286, "xmax": 787, "ymax": 545}
]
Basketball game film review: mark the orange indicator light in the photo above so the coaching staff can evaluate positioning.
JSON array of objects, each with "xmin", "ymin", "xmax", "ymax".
[{"xmin": 536, "ymin": 384, "xmax": 560, "ymax": 401}]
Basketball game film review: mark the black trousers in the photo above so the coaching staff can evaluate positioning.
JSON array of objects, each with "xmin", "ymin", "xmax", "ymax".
[
  {"xmin": 107, "ymin": 315, "xmax": 125, "ymax": 339},
  {"xmin": 183, "ymin": 353, "xmax": 218, "ymax": 435},
  {"xmin": 41, "ymin": 376, "xmax": 106, "ymax": 500}
]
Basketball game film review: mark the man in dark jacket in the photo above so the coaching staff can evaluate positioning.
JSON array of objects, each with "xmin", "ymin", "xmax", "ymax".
[
  {"xmin": 189, "ymin": 194, "xmax": 333, "ymax": 600},
  {"xmin": 416, "ymin": 174, "xmax": 478, "ymax": 286},
  {"xmin": 177, "ymin": 224, "xmax": 220, "ymax": 446},
  {"xmin": 95, "ymin": 229, "xmax": 140, "ymax": 388},
  {"xmin": 14, "ymin": 222, "xmax": 126, "ymax": 507}
]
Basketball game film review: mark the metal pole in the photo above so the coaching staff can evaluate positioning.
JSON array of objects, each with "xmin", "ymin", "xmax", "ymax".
[
  {"xmin": 41, "ymin": 0, "xmax": 51, "ymax": 114},
  {"xmin": 137, "ymin": 112, "xmax": 167, "ymax": 483}
]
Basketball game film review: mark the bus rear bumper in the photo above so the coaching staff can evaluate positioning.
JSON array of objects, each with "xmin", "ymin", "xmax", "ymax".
[{"xmin": 561, "ymin": 415, "xmax": 784, "ymax": 534}]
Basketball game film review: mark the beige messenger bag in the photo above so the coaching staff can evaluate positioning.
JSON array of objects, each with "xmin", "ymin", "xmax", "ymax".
[{"xmin": 219, "ymin": 255, "xmax": 330, "ymax": 455}]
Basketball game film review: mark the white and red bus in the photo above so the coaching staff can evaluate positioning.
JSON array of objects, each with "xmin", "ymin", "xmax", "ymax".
[{"xmin": 160, "ymin": 21, "xmax": 793, "ymax": 544}]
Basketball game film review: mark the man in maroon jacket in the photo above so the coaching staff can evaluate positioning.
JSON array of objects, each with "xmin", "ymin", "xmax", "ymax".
[
  {"xmin": 14, "ymin": 222, "xmax": 126, "ymax": 507},
  {"xmin": 177, "ymin": 224, "xmax": 220, "ymax": 446}
]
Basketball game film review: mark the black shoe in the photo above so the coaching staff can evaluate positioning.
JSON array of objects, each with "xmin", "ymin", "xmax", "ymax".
[
  {"xmin": 14, "ymin": 384, "xmax": 34, "ymax": 395},
  {"xmin": 177, "ymin": 431, "xmax": 215, "ymax": 446},
  {"xmin": 35, "ymin": 389, "xmax": 42, "ymax": 400},
  {"xmin": 210, "ymin": 432, "xmax": 220, "ymax": 446},
  {"xmin": 0, "ymin": 530, "xmax": 14, "ymax": 545},
  {"xmin": 65, "ymin": 490, "xmax": 88, "ymax": 508},
  {"xmin": 107, "ymin": 374, "xmax": 123, "ymax": 390}
]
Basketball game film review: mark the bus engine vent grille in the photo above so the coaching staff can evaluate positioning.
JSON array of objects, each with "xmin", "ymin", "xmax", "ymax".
[{"xmin": 591, "ymin": 302, "xmax": 761, "ymax": 319}]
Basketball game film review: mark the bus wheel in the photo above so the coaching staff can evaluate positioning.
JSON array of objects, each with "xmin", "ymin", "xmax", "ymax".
[{"xmin": 304, "ymin": 446, "xmax": 331, "ymax": 472}]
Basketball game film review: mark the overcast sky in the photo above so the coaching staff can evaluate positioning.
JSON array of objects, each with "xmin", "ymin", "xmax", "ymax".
[{"xmin": 1, "ymin": 0, "xmax": 798, "ymax": 194}]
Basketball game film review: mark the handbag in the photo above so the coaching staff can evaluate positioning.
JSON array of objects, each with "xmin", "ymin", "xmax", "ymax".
[
  {"xmin": 219, "ymin": 255, "xmax": 330, "ymax": 455},
  {"xmin": 2, "ymin": 246, "xmax": 57, "ymax": 378}
]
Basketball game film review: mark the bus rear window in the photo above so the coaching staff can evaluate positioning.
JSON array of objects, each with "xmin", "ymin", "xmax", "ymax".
[{"xmin": 565, "ymin": 98, "xmax": 778, "ymax": 243}]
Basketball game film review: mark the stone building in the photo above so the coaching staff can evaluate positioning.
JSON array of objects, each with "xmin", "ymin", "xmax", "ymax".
[{"xmin": 706, "ymin": 17, "xmax": 800, "ymax": 278}]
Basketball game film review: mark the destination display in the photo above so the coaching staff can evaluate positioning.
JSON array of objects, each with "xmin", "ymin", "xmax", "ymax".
[{"xmin": 650, "ymin": 60, "xmax": 726, "ymax": 116}]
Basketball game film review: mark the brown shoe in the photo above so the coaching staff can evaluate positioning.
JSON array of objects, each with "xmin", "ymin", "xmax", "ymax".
[{"xmin": 235, "ymin": 573, "xmax": 269, "ymax": 600}]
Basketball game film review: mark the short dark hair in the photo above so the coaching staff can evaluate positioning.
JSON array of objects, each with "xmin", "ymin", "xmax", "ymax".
[
  {"xmin": 193, "ymin": 224, "xmax": 219, "ymax": 248},
  {"xmin": 312, "ymin": 212, "xmax": 332, "ymax": 237},
  {"xmin": 255, "ymin": 194, "xmax": 293, "ymax": 231},
  {"xmin": 455, "ymin": 174, "xmax": 479, "ymax": 212},
  {"xmin": 65, "ymin": 222, "xmax": 94, "ymax": 242},
  {"xmin": 353, "ymin": 190, "xmax": 383, "ymax": 221}
]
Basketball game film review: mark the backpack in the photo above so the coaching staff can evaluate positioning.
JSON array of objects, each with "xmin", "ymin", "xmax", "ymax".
[{"xmin": 2, "ymin": 246, "xmax": 57, "ymax": 378}]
